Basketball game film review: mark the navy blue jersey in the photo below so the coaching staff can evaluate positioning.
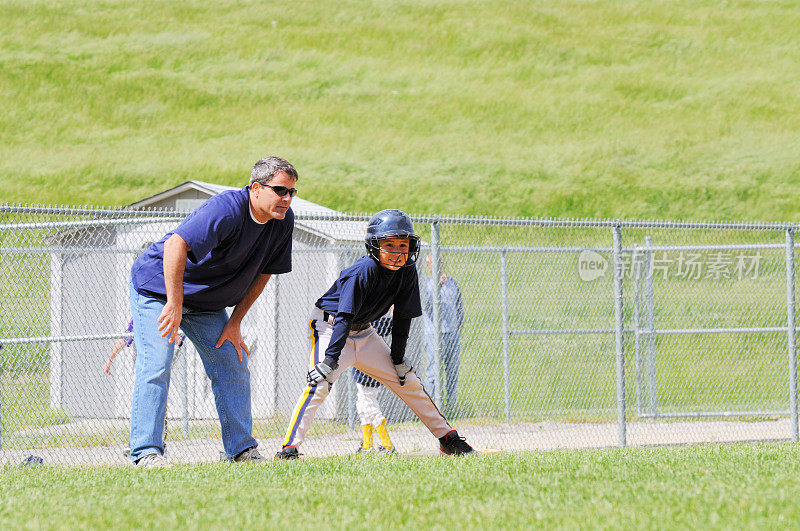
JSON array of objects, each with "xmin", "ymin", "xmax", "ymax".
[
  {"xmin": 316, "ymin": 256, "xmax": 420, "ymax": 365},
  {"xmin": 131, "ymin": 187, "xmax": 293, "ymax": 311},
  {"xmin": 315, "ymin": 256, "xmax": 422, "ymax": 324}
]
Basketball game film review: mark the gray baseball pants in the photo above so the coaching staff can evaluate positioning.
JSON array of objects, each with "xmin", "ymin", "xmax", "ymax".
[{"xmin": 282, "ymin": 307, "xmax": 451, "ymax": 447}]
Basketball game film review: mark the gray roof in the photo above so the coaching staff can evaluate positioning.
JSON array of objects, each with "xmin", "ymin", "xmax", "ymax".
[{"xmin": 126, "ymin": 180, "xmax": 364, "ymax": 242}]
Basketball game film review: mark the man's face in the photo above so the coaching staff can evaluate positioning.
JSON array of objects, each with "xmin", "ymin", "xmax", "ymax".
[
  {"xmin": 426, "ymin": 253, "xmax": 443, "ymax": 274},
  {"xmin": 378, "ymin": 237, "xmax": 410, "ymax": 270},
  {"xmin": 250, "ymin": 171, "xmax": 296, "ymax": 221}
]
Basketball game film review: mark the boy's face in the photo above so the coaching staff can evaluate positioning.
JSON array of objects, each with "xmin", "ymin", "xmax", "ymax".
[{"xmin": 378, "ymin": 237, "xmax": 410, "ymax": 270}]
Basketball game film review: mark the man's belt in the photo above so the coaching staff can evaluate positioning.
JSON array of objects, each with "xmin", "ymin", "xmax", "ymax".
[{"xmin": 322, "ymin": 311, "xmax": 370, "ymax": 332}]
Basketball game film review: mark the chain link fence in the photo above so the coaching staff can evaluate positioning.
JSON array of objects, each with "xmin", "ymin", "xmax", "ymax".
[{"xmin": 2, "ymin": 204, "xmax": 799, "ymax": 464}]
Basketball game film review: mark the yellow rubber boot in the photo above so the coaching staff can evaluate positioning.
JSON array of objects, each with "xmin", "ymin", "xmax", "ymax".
[
  {"xmin": 360, "ymin": 424, "xmax": 374, "ymax": 451},
  {"xmin": 375, "ymin": 419, "xmax": 394, "ymax": 451}
]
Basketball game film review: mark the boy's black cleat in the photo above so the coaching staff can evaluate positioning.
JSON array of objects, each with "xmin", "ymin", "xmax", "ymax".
[
  {"xmin": 438, "ymin": 430, "xmax": 476, "ymax": 456},
  {"xmin": 275, "ymin": 445, "xmax": 301, "ymax": 460}
]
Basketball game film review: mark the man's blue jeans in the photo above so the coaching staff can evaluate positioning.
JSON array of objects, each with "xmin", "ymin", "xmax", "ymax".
[{"xmin": 128, "ymin": 280, "xmax": 256, "ymax": 462}]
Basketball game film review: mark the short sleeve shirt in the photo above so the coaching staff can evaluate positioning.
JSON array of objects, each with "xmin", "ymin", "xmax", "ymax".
[
  {"xmin": 315, "ymin": 256, "xmax": 422, "ymax": 324},
  {"xmin": 131, "ymin": 187, "xmax": 293, "ymax": 311}
]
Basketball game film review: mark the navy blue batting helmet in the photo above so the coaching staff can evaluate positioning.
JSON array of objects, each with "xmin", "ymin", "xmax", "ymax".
[{"xmin": 365, "ymin": 209, "xmax": 420, "ymax": 267}]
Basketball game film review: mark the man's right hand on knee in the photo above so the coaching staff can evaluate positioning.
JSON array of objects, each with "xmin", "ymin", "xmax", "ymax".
[{"xmin": 157, "ymin": 301, "xmax": 183, "ymax": 344}]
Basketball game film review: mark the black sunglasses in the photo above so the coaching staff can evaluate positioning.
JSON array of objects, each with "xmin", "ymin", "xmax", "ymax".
[{"xmin": 258, "ymin": 182, "xmax": 297, "ymax": 198}]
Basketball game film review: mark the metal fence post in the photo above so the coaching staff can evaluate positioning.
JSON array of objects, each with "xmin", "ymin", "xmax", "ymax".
[
  {"xmin": 633, "ymin": 246, "xmax": 643, "ymax": 416},
  {"xmin": 339, "ymin": 249, "xmax": 359, "ymax": 430},
  {"xmin": 330, "ymin": 248, "xmax": 358, "ymax": 429},
  {"xmin": 500, "ymin": 249, "xmax": 511, "ymax": 424},
  {"xmin": 0, "ymin": 245, "xmax": 3, "ymax": 449},
  {"xmin": 0, "ymin": 357, "xmax": 3, "ymax": 451},
  {"xmin": 786, "ymin": 228, "xmax": 798, "ymax": 442},
  {"xmin": 182, "ymin": 344, "xmax": 189, "ymax": 437},
  {"xmin": 645, "ymin": 236, "xmax": 657, "ymax": 417},
  {"xmin": 273, "ymin": 274, "xmax": 280, "ymax": 418},
  {"xmin": 347, "ymin": 372, "xmax": 357, "ymax": 430},
  {"xmin": 431, "ymin": 218, "xmax": 443, "ymax": 410},
  {"xmin": 612, "ymin": 224, "xmax": 627, "ymax": 447}
]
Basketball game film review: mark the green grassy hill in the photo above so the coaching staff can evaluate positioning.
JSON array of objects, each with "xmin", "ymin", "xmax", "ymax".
[{"xmin": 2, "ymin": 0, "xmax": 799, "ymax": 219}]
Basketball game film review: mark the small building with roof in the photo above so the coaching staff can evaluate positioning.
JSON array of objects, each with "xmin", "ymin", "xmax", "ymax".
[{"xmin": 49, "ymin": 181, "xmax": 379, "ymax": 426}]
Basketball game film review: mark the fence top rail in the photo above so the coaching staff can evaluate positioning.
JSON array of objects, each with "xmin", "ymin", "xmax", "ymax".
[
  {"xmin": 1, "ymin": 204, "xmax": 798, "ymax": 231},
  {"xmin": 412, "ymin": 216, "xmax": 798, "ymax": 231},
  {"xmin": 0, "ymin": 204, "xmax": 186, "ymax": 218}
]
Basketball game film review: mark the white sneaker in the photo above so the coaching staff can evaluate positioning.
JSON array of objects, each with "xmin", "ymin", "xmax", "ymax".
[{"xmin": 136, "ymin": 453, "xmax": 171, "ymax": 468}]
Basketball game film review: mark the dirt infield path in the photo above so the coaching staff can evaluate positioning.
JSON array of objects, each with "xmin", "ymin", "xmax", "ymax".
[{"xmin": 1, "ymin": 418, "xmax": 794, "ymax": 466}]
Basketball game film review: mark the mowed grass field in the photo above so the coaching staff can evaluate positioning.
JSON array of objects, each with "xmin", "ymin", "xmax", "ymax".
[
  {"xmin": 1, "ymin": 0, "xmax": 800, "ymax": 219},
  {"xmin": 4, "ymin": 1, "xmax": 800, "ymax": 528},
  {"xmin": 3, "ymin": 445, "xmax": 800, "ymax": 528}
]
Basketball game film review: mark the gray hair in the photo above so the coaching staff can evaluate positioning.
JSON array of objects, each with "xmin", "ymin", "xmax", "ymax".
[{"xmin": 249, "ymin": 156, "xmax": 299, "ymax": 185}]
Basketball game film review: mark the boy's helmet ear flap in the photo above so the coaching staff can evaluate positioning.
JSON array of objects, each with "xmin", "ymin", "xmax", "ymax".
[
  {"xmin": 406, "ymin": 234, "xmax": 421, "ymax": 265},
  {"xmin": 365, "ymin": 237, "xmax": 381, "ymax": 261}
]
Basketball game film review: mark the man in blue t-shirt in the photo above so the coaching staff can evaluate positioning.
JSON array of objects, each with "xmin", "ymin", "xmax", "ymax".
[
  {"xmin": 128, "ymin": 155, "xmax": 298, "ymax": 466},
  {"xmin": 275, "ymin": 209, "xmax": 475, "ymax": 459}
]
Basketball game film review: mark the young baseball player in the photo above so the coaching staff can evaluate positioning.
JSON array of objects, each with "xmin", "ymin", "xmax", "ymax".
[
  {"xmin": 103, "ymin": 320, "xmax": 184, "ymax": 375},
  {"xmin": 276, "ymin": 209, "xmax": 475, "ymax": 459},
  {"xmin": 353, "ymin": 368, "xmax": 395, "ymax": 453},
  {"xmin": 353, "ymin": 311, "xmax": 395, "ymax": 453}
]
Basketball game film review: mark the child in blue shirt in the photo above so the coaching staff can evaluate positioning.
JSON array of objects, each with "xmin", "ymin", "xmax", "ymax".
[{"xmin": 276, "ymin": 209, "xmax": 475, "ymax": 458}]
